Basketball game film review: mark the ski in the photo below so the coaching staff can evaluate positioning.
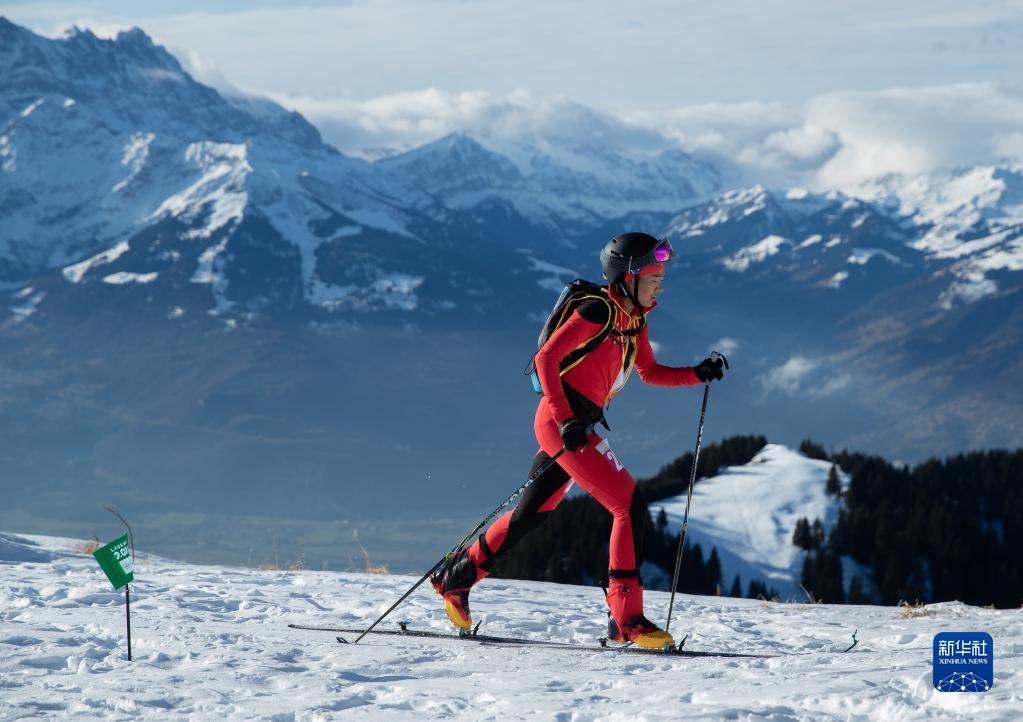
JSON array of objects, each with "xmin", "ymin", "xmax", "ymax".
[{"xmin": 288, "ymin": 622, "xmax": 774, "ymax": 658}]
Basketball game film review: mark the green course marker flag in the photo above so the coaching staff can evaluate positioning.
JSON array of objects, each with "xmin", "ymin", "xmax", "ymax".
[
  {"xmin": 93, "ymin": 533, "xmax": 134, "ymax": 589},
  {"xmin": 92, "ymin": 533, "xmax": 134, "ymax": 660}
]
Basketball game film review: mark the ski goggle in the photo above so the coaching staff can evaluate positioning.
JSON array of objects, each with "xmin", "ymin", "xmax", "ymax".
[{"xmin": 626, "ymin": 239, "xmax": 673, "ymax": 274}]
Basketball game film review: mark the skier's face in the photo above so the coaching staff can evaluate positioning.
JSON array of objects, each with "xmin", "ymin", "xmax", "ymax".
[{"xmin": 637, "ymin": 268, "xmax": 665, "ymax": 307}]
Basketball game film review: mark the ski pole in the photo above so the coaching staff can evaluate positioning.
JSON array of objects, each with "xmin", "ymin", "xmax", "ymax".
[
  {"xmin": 352, "ymin": 448, "xmax": 566, "ymax": 644},
  {"xmin": 665, "ymin": 351, "xmax": 728, "ymax": 636}
]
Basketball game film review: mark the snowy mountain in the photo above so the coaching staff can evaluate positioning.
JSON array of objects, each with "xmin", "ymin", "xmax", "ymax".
[
  {"xmin": 2, "ymin": 531, "xmax": 1020, "ymax": 720},
  {"xmin": 653, "ymin": 444, "xmax": 849, "ymax": 601},
  {"xmin": 0, "ymin": 19, "xmax": 547, "ymax": 319},
  {"xmin": 665, "ymin": 167, "xmax": 1023, "ymax": 310},
  {"xmin": 377, "ymin": 132, "xmax": 721, "ymax": 241},
  {"xmin": 652, "ymin": 177, "xmax": 1023, "ymax": 460}
]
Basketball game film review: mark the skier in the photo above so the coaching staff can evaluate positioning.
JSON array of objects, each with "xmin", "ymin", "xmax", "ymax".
[{"xmin": 431, "ymin": 232, "xmax": 726, "ymax": 649}]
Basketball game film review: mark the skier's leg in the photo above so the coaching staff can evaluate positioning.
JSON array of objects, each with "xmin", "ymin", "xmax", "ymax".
[
  {"xmin": 431, "ymin": 449, "xmax": 571, "ymax": 630},
  {"xmin": 534, "ymin": 407, "xmax": 672, "ymax": 648}
]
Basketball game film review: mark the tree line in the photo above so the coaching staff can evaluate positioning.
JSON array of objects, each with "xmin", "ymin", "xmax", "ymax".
[
  {"xmin": 796, "ymin": 440, "xmax": 1022, "ymax": 608},
  {"xmin": 489, "ymin": 435, "xmax": 1022, "ymax": 608}
]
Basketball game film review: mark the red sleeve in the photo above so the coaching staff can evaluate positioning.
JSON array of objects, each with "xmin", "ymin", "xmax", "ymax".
[
  {"xmin": 634, "ymin": 325, "xmax": 701, "ymax": 386},
  {"xmin": 535, "ymin": 310, "xmax": 607, "ymax": 427}
]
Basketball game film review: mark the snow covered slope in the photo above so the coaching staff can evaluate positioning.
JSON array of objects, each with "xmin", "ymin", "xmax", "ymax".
[
  {"xmin": 1, "ymin": 532, "xmax": 1019, "ymax": 720},
  {"xmin": 654, "ymin": 444, "xmax": 846, "ymax": 600}
]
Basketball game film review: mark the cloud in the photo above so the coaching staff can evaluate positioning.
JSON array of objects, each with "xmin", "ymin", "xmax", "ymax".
[
  {"xmin": 758, "ymin": 356, "xmax": 853, "ymax": 398},
  {"xmin": 630, "ymin": 82, "xmax": 1023, "ymax": 191},
  {"xmin": 806, "ymin": 83, "xmax": 1023, "ymax": 191},
  {"xmin": 268, "ymin": 88, "xmax": 673, "ymax": 155},
  {"xmin": 815, "ymin": 373, "xmax": 852, "ymax": 397},
  {"xmin": 269, "ymin": 81, "xmax": 1023, "ymax": 194},
  {"xmin": 710, "ymin": 338, "xmax": 740, "ymax": 358},
  {"xmin": 759, "ymin": 356, "xmax": 821, "ymax": 396}
]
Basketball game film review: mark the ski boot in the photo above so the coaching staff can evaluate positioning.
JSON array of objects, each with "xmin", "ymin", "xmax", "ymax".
[
  {"xmin": 607, "ymin": 613, "xmax": 674, "ymax": 650},
  {"xmin": 430, "ymin": 550, "xmax": 478, "ymax": 632},
  {"xmin": 606, "ymin": 574, "xmax": 674, "ymax": 650}
]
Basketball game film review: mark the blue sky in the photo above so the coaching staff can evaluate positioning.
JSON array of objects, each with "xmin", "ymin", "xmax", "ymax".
[{"xmin": 3, "ymin": 1, "xmax": 1022, "ymax": 188}]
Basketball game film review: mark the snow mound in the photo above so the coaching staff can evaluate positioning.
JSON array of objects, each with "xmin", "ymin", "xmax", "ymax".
[
  {"xmin": 0, "ymin": 532, "xmax": 56, "ymax": 563},
  {"xmin": 655, "ymin": 443, "xmax": 846, "ymax": 599}
]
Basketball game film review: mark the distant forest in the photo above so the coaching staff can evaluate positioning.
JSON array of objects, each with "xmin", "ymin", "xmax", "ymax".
[{"xmin": 488, "ymin": 436, "xmax": 1023, "ymax": 608}]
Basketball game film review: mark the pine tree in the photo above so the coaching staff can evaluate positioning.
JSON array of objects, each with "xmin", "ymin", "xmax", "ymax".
[
  {"xmin": 799, "ymin": 439, "xmax": 829, "ymax": 460},
  {"xmin": 747, "ymin": 579, "xmax": 778, "ymax": 599},
  {"xmin": 792, "ymin": 517, "xmax": 813, "ymax": 550},
  {"xmin": 811, "ymin": 518, "xmax": 825, "ymax": 550},
  {"xmin": 706, "ymin": 548, "xmax": 722, "ymax": 593},
  {"xmin": 681, "ymin": 543, "xmax": 707, "ymax": 594},
  {"xmin": 729, "ymin": 574, "xmax": 742, "ymax": 597},
  {"xmin": 826, "ymin": 464, "xmax": 841, "ymax": 496}
]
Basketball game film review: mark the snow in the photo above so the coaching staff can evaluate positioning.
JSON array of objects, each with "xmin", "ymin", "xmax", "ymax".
[
  {"xmin": 368, "ymin": 273, "xmax": 425, "ymax": 311},
  {"xmin": 0, "ymin": 133, "xmax": 14, "ymax": 172},
  {"xmin": 62, "ymin": 241, "xmax": 131, "ymax": 283},
  {"xmin": 102, "ymin": 271, "xmax": 158, "ymax": 285},
  {"xmin": 524, "ymin": 255, "xmax": 579, "ymax": 292},
  {"xmin": 8, "ymin": 286, "xmax": 45, "ymax": 322},
  {"xmin": 1, "ymin": 531, "xmax": 1020, "ymax": 720},
  {"xmin": 308, "ymin": 273, "xmax": 424, "ymax": 312},
  {"xmin": 418, "ymin": 133, "xmax": 723, "ymax": 224},
  {"xmin": 896, "ymin": 167, "xmax": 1009, "ymax": 255},
  {"xmin": 190, "ymin": 238, "xmax": 233, "ymax": 312},
  {"xmin": 932, "ymin": 228, "xmax": 1014, "ymax": 261},
  {"xmin": 112, "ymin": 132, "xmax": 155, "ymax": 193},
  {"xmin": 938, "ymin": 270, "xmax": 999, "ymax": 310},
  {"xmin": 722, "ymin": 235, "xmax": 788, "ymax": 272},
  {"xmin": 19, "ymin": 98, "xmax": 44, "ymax": 118},
  {"xmin": 150, "ymin": 142, "xmax": 250, "ymax": 240},
  {"xmin": 665, "ymin": 186, "xmax": 771, "ymax": 239},
  {"xmin": 654, "ymin": 444, "xmax": 846, "ymax": 599},
  {"xmin": 825, "ymin": 270, "xmax": 849, "ymax": 289},
  {"xmin": 847, "ymin": 248, "xmax": 905, "ymax": 266}
]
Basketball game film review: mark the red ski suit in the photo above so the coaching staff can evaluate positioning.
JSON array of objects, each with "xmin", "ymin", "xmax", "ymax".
[{"xmin": 466, "ymin": 283, "xmax": 701, "ymax": 624}]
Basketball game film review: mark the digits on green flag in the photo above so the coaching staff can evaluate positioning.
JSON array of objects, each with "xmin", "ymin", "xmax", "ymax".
[{"xmin": 92, "ymin": 533, "xmax": 134, "ymax": 589}]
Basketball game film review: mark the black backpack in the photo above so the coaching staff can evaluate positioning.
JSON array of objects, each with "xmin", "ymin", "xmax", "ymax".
[{"xmin": 524, "ymin": 279, "xmax": 644, "ymax": 394}]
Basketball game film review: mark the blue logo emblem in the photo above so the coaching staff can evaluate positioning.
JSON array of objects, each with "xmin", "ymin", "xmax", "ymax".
[{"xmin": 933, "ymin": 632, "xmax": 993, "ymax": 692}]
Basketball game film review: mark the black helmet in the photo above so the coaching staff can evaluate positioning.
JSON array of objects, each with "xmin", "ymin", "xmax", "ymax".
[{"xmin": 599, "ymin": 232, "xmax": 673, "ymax": 283}]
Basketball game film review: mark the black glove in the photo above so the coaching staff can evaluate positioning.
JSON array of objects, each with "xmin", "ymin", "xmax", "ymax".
[
  {"xmin": 559, "ymin": 419, "xmax": 590, "ymax": 452},
  {"xmin": 693, "ymin": 356, "xmax": 725, "ymax": 383}
]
